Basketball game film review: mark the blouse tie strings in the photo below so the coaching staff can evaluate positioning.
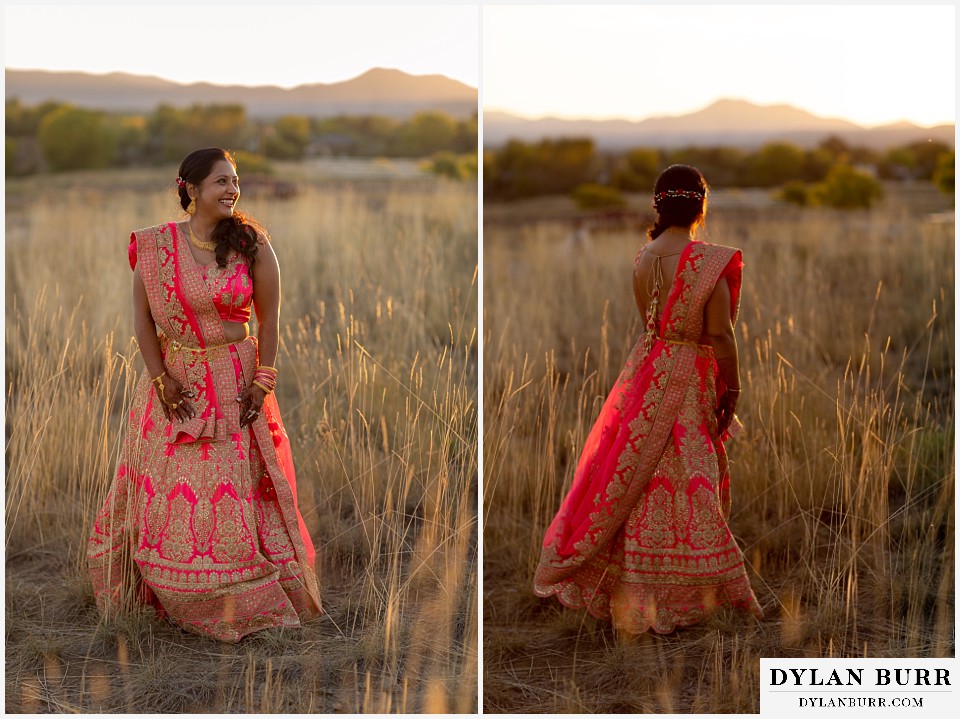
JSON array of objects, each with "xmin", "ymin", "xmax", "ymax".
[{"xmin": 643, "ymin": 251, "xmax": 682, "ymax": 353}]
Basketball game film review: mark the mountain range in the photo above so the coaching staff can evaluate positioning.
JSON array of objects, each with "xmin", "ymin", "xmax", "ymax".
[
  {"xmin": 5, "ymin": 68, "xmax": 478, "ymax": 119},
  {"xmin": 485, "ymin": 100, "xmax": 954, "ymax": 150}
]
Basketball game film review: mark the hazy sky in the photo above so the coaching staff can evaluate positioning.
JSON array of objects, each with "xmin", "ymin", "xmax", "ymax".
[
  {"xmin": 4, "ymin": 3, "xmax": 479, "ymax": 88},
  {"xmin": 484, "ymin": 4, "xmax": 955, "ymax": 127}
]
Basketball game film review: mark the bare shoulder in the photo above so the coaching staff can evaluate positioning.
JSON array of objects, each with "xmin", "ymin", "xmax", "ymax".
[{"xmin": 252, "ymin": 235, "xmax": 280, "ymax": 278}]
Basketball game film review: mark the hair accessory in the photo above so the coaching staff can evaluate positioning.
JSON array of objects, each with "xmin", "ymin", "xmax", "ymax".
[
  {"xmin": 176, "ymin": 177, "xmax": 186, "ymax": 188},
  {"xmin": 654, "ymin": 189, "xmax": 704, "ymax": 204}
]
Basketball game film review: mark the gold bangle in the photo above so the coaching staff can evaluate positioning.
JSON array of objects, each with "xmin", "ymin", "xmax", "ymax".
[
  {"xmin": 251, "ymin": 380, "xmax": 273, "ymax": 394},
  {"xmin": 256, "ymin": 365, "xmax": 278, "ymax": 374}
]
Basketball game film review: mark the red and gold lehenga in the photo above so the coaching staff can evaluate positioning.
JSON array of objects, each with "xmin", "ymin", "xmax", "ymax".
[
  {"xmin": 88, "ymin": 222, "xmax": 322, "ymax": 642},
  {"xmin": 534, "ymin": 240, "xmax": 762, "ymax": 634}
]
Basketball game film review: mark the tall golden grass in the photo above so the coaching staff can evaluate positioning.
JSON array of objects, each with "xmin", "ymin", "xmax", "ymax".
[
  {"xmin": 483, "ymin": 192, "xmax": 953, "ymax": 713},
  {"xmin": 5, "ymin": 164, "xmax": 478, "ymax": 713}
]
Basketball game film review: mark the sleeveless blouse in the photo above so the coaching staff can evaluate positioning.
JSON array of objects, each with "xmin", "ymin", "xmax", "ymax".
[
  {"xmin": 129, "ymin": 225, "xmax": 253, "ymax": 323},
  {"xmin": 200, "ymin": 256, "xmax": 253, "ymax": 323}
]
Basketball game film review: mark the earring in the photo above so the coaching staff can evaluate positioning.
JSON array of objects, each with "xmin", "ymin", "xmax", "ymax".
[{"xmin": 187, "ymin": 197, "xmax": 197, "ymax": 215}]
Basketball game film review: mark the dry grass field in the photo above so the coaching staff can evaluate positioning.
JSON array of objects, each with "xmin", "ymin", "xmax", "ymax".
[
  {"xmin": 5, "ymin": 162, "xmax": 478, "ymax": 712},
  {"xmin": 482, "ymin": 186, "xmax": 954, "ymax": 713}
]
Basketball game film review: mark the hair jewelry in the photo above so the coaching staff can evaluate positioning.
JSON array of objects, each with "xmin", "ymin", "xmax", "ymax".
[{"xmin": 654, "ymin": 189, "xmax": 704, "ymax": 206}]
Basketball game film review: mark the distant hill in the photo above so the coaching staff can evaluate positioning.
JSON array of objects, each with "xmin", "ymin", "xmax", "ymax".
[
  {"xmin": 5, "ymin": 67, "xmax": 478, "ymax": 119},
  {"xmin": 485, "ymin": 100, "xmax": 955, "ymax": 150}
]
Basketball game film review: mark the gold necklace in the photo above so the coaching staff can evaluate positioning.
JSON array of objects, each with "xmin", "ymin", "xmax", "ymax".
[{"xmin": 187, "ymin": 222, "xmax": 217, "ymax": 252}]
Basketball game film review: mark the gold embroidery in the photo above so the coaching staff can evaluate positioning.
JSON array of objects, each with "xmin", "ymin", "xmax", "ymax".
[
  {"xmin": 535, "ymin": 242, "xmax": 761, "ymax": 633},
  {"xmin": 86, "ymin": 224, "xmax": 322, "ymax": 643}
]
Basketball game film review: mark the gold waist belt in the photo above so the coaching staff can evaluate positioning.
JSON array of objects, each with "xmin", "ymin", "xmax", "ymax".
[
  {"xmin": 163, "ymin": 335, "xmax": 252, "ymax": 359},
  {"xmin": 660, "ymin": 337, "xmax": 711, "ymax": 350}
]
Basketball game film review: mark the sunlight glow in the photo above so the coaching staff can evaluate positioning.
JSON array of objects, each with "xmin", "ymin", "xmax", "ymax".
[
  {"xmin": 4, "ymin": 4, "xmax": 479, "ymax": 89},
  {"xmin": 483, "ymin": 5, "xmax": 954, "ymax": 127}
]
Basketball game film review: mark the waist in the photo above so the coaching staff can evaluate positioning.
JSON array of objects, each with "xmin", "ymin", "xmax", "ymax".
[
  {"xmin": 161, "ymin": 334, "xmax": 254, "ymax": 359},
  {"xmin": 660, "ymin": 337, "xmax": 711, "ymax": 351}
]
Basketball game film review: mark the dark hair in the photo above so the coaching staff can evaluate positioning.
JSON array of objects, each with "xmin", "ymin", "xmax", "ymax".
[
  {"xmin": 177, "ymin": 147, "xmax": 264, "ymax": 268},
  {"xmin": 647, "ymin": 164, "xmax": 709, "ymax": 240}
]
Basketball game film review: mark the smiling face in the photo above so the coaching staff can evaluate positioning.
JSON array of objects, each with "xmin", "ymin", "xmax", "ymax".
[{"xmin": 188, "ymin": 159, "xmax": 239, "ymax": 220}]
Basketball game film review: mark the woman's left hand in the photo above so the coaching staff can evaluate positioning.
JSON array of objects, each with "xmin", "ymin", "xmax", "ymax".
[
  {"xmin": 716, "ymin": 390, "xmax": 739, "ymax": 437},
  {"xmin": 237, "ymin": 384, "xmax": 267, "ymax": 427}
]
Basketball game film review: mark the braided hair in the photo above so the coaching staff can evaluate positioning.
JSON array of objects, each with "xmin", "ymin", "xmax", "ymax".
[
  {"xmin": 647, "ymin": 164, "xmax": 709, "ymax": 240},
  {"xmin": 177, "ymin": 148, "xmax": 264, "ymax": 268}
]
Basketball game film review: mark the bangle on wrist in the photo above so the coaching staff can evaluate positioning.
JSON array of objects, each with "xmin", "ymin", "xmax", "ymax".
[{"xmin": 251, "ymin": 379, "xmax": 273, "ymax": 394}]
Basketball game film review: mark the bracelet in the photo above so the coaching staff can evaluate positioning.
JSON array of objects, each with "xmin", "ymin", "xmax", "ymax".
[
  {"xmin": 151, "ymin": 372, "xmax": 168, "ymax": 398},
  {"xmin": 251, "ymin": 379, "xmax": 273, "ymax": 394},
  {"xmin": 727, "ymin": 388, "xmax": 741, "ymax": 394},
  {"xmin": 253, "ymin": 365, "xmax": 278, "ymax": 394}
]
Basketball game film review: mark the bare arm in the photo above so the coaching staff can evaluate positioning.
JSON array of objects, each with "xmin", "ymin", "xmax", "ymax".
[
  {"xmin": 133, "ymin": 266, "xmax": 166, "ymax": 379},
  {"xmin": 237, "ymin": 239, "xmax": 281, "ymax": 425},
  {"xmin": 705, "ymin": 276, "xmax": 741, "ymax": 436},
  {"xmin": 704, "ymin": 276, "xmax": 740, "ymax": 391},
  {"xmin": 251, "ymin": 240, "xmax": 281, "ymax": 367}
]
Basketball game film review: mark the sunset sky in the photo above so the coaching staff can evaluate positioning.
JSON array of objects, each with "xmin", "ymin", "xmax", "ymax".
[
  {"xmin": 4, "ymin": 3, "xmax": 479, "ymax": 88},
  {"xmin": 484, "ymin": 5, "xmax": 955, "ymax": 128}
]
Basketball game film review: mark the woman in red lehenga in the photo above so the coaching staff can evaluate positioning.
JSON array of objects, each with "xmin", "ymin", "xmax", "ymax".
[
  {"xmin": 534, "ymin": 165, "xmax": 762, "ymax": 634},
  {"xmin": 88, "ymin": 148, "xmax": 322, "ymax": 642}
]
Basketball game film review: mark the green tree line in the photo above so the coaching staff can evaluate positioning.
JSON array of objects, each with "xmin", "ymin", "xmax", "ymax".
[
  {"xmin": 5, "ymin": 99, "xmax": 478, "ymax": 176},
  {"xmin": 484, "ymin": 136, "xmax": 954, "ymax": 209}
]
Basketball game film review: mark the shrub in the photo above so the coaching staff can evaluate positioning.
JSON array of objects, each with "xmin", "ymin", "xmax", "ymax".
[
  {"xmin": 6, "ymin": 137, "xmax": 17, "ymax": 176},
  {"xmin": 613, "ymin": 147, "xmax": 660, "ymax": 191},
  {"xmin": 779, "ymin": 180, "xmax": 812, "ymax": 206},
  {"xmin": 933, "ymin": 151, "xmax": 954, "ymax": 200},
  {"xmin": 37, "ymin": 106, "xmax": 116, "ymax": 171},
  {"xmin": 571, "ymin": 183, "xmax": 626, "ymax": 210},
  {"xmin": 231, "ymin": 150, "xmax": 273, "ymax": 175},
  {"xmin": 427, "ymin": 152, "xmax": 478, "ymax": 181},
  {"xmin": 810, "ymin": 165, "xmax": 884, "ymax": 209}
]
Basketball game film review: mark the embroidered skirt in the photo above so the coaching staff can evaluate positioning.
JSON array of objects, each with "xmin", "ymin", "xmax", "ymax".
[{"xmin": 88, "ymin": 338, "xmax": 321, "ymax": 642}]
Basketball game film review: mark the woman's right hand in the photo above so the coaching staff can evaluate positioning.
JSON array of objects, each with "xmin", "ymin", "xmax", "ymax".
[{"xmin": 154, "ymin": 372, "xmax": 197, "ymax": 423}]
